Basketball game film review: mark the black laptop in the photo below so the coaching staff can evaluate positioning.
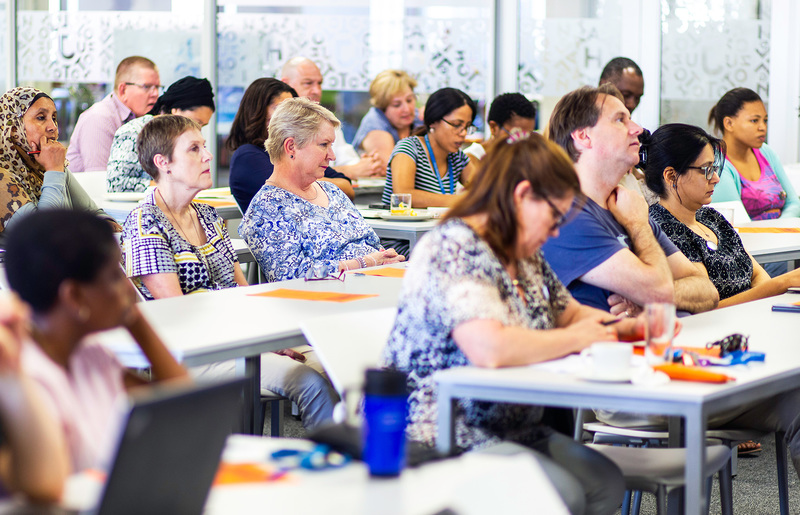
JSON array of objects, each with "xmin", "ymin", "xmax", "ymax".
[{"xmin": 86, "ymin": 378, "xmax": 247, "ymax": 515}]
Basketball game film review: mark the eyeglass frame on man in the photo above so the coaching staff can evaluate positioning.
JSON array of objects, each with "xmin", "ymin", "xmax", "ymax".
[
  {"xmin": 124, "ymin": 82, "xmax": 164, "ymax": 94},
  {"xmin": 441, "ymin": 118, "xmax": 477, "ymax": 136}
]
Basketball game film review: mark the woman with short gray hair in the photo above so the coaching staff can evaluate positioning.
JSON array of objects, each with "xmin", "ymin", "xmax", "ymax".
[{"xmin": 240, "ymin": 97, "xmax": 405, "ymax": 282}]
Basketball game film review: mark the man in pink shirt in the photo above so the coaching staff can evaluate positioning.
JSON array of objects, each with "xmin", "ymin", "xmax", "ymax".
[{"xmin": 66, "ymin": 56, "xmax": 161, "ymax": 173}]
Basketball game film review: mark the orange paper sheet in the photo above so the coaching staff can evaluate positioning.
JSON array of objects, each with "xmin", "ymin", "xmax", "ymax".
[
  {"xmin": 249, "ymin": 288, "xmax": 378, "ymax": 303},
  {"xmin": 351, "ymin": 267, "xmax": 406, "ymax": 278},
  {"xmin": 735, "ymin": 227, "xmax": 800, "ymax": 233},
  {"xmin": 194, "ymin": 199, "xmax": 237, "ymax": 208},
  {"xmin": 214, "ymin": 463, "xmax": 290, "ymax": 485}
]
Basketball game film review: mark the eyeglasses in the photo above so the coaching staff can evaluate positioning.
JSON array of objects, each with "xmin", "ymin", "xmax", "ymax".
[
  {"xmin": 125, "ymin": 82, "xmax": 164, "ymax": 94},
  {"xmin": 543, "ymin": 196, "xmax": 570, "ymax": 231},
  {"xmin": 686, "ymin": 163, "xmax": 721, "ymax": 181},
  {"xmin": 441, "ymin": 118, "xmax": 477, "ymax": 135},
  {"xmin": 304, "ymin": 270, "xmax": 346, "ymax": 282}
]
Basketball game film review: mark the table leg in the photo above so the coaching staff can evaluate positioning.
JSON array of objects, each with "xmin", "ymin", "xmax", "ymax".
[
  {"xmin": 407, "ymin": 232, "xmax": 418, "ymax": 254},
  {"xmin": 684, "ymin": 406, "xmax": 707, "ymax": 515},
  {"xmin": 667, "ymin": 417, "xmax": 684, "ymax": 515},
  {"xmin": 436, "ymin": 384, "xmax": 456, "ymax": 455},
  {"xmin": 244, "ymin": 356, "xmax": 262, "ymax": 435}
]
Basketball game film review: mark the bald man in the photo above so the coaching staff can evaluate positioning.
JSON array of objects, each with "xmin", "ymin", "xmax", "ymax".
[{"xmin": 281, "ymin": 57, "xmax": 383, "ymax": 181}]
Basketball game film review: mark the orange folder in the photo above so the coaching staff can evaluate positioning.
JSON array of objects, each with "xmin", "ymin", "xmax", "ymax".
[
  {"xmin": 213, "ymin": 462, "xmax": 291, "ymax": 485},
  {"xmin": 248, "ymin": 288, "xmax": 378, "ymax": 303},
  {"xmin": 350, "ymin": 268, "xmax": 406, "ymax": 278},
  {"xmin": 735, "ymin": 227, "xmax": 800, "ymax": 233}
]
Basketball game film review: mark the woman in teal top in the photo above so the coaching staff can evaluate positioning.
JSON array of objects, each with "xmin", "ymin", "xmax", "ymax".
[{"xmin": 709, "ymin": 87, "xmax": 800, "ymax": 220}]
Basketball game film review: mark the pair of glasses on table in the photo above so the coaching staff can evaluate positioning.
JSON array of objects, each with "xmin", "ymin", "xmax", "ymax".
[{"xmin": 304, "ymin": 270, "xmax": 346, "ymax": 282}]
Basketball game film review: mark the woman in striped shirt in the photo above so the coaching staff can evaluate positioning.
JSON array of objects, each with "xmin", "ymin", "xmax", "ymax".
[{"xmin": 381, "ymin": 87, "xmax": 478, "ymax": 209}]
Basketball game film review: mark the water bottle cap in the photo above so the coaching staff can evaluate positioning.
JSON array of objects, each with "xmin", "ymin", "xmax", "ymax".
[{"xmin": 364, "ymin": 368, "xmax": 407, "ymax": 395}]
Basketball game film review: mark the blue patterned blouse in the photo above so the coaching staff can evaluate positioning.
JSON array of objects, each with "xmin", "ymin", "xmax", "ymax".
[
  {"xmin": 121, "ymin": 190, "xmax": 239, "ymax": 300},
  {"xmin": 239, "ymin": 181, "xmax": 382, "ymax": 282},
  {"xmin": 381, "ymin": 218, "xmax": 572, "ymax": 450}
]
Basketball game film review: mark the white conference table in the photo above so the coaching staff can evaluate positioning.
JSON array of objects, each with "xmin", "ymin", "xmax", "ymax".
[
  {"xmin": 435, "ymin": 293, "xmax": 800, "ymax": 515},
  {"xmin": 99, "ymin": 268, "xmax": 405, "ymax": 434},
  {"xmin": 737, "ymin": 217, "xmax": 800, "ymax": 264},
  {"xmin": 61, "ymin": 436, "xmax": 568, "ymax": 515}
]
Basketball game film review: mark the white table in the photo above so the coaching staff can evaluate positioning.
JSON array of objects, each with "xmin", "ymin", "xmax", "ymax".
[
  {"xmin": 99, "ymin": 269, "xmax": 405, "ymax": 434},
  {"xmin": 61, "ymin": 435, "xmax": 568, "ymax": 515},
  {"xmin": 737, "ymin": 217, "xmax": 800, "ymax": 264},
  {"xmin": 363, "ymin": 217, "xmax": 440, "ymax": 253},
  {"xmin": 435, "ymin": 293, "xmax": 800, "ymax": 515},
  {"xmin": 99, "ymin": 198, "xmax": 242, "ymax": 224}
]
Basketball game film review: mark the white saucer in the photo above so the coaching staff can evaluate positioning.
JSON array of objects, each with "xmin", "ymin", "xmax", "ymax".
[
  {"xmin": 378, "ymin": 212, "xmax": 433, "ymax": 222},
  {"xmin": 358, "ymin": 209, "xmax": 384, "ymax": 219}
]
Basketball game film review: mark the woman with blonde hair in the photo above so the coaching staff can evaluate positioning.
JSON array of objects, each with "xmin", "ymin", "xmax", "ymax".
[
  {"xmin": 352, "ymin": 69, "xmax": 423, "ymax": 170},
  {"xmin": 240, "ymin": 97, "xmax": 404, "ymax": 282}
]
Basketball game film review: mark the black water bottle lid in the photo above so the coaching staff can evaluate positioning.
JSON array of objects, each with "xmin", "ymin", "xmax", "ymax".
[{"xmin": 364, "ymin": 368, "xmax": 407, "ymax": 395}]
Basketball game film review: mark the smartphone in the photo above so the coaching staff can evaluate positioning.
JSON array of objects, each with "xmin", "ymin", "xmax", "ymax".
[
  {"xmin": 787, "ymin": 287, "xmax": 800, "ymax": 294},
  {"xmin": 368, "ymin": 203, "xmax": 390, "ymax": 210}
]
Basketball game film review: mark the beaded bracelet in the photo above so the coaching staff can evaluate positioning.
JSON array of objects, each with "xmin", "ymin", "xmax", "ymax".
[{"xmin": 357, "ymin": 256, "xmax": 367, "ymax": 269}]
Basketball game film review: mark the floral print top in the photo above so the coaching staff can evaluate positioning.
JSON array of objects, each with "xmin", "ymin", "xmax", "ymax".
[
  {"xmin": 239, "ymin": 181, "xmax": 381, "ymax": 282},
  {"xmin": 381, "ymin": 218, "xmax": 572, "ymax": 451}
]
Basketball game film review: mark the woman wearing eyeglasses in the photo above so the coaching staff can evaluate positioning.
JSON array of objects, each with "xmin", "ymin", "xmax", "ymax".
[
  {"xmin": 644, "ymin": 124, "xmax": 800, "ymax": 307},
  {"xmin": 381, "ymin": 87, "xmax": 478, "ymax": 210},
  {"xmin": 383, "ymin": 131, "xmax": 637, "ymax": 515}
]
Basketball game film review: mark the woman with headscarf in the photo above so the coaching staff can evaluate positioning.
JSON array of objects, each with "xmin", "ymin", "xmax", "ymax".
[
  {"xmin": 0, "ymin": 87, "xmax": 113, "ymax": 234},
  {"xmin": 106, "ymin": 76, "xmax": 215, "ymax": 193}
]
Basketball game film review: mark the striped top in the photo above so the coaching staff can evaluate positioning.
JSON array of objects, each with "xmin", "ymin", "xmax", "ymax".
[{"xmin": 381, "ymin": 136, "xmax": 470, "ymax": 204}]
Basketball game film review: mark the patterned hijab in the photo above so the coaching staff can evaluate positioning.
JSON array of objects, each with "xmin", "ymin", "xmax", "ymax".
[{"xmin": 0, "ymin": 87, "xmax": 52, "ymax": 230}]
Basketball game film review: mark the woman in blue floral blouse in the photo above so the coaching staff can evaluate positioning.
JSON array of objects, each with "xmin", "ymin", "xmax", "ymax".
[
  {"xmin": 383, "ymin": 131, "xmax": 642, "ymax": 515},
  {"xmin": 239, "ymin": 97, "xmax": 405, "ymax": 282}
]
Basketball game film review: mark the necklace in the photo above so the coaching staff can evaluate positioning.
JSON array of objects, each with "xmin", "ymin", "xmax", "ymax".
[
  {"xmin": 157, "ymin": 188, "xmax": 204, "ymax": 245},
  {"xmin": 694, "ymin": 223, "xmax": 717, "ymax": 251},
  {"xmin": 267, "ymin": 179, "xmax": 319, "ymax": 201}
]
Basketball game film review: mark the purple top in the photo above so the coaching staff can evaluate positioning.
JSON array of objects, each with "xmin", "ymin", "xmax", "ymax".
[{"xmin": 737, "ymin": 148, "xmax": 786, "ymax": 221}]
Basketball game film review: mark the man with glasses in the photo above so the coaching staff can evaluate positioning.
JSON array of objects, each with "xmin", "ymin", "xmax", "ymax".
[
  {"xmin": 67, "ymin": 56, "xmax": 161, "ymax": 173},
  {"xmin": 542, "ymin": 84, "xmax": 719, "ymax": 315}
]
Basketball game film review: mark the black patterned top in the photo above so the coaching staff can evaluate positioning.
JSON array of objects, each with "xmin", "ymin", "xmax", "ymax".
[
  {"xmin": 649, "ymin": 203, "xmax": 752, "ymax": 300},
  {"xmin": 121, "ymin": 190, "xmax": 239, "ymax": 300},
  {"xmin": 381, "ymin": 218, "xmax": 572, "ymax": 451}
]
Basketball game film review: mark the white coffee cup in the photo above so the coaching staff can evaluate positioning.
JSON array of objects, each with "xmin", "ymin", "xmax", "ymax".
[{"xmin": 580, "ymin": 342, "xmax": 632, "ymax": 381}]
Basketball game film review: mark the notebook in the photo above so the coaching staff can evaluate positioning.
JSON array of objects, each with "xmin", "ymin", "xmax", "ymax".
[{"xmin": 86, "ymin": 378, "xmax": 247, "ymax": 515}]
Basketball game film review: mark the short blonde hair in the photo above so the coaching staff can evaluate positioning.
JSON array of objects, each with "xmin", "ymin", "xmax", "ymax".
[
  {"xmin": 369, "ymin": 70, "xmax": 417, "ymax": 111},
  {"xmin": 265, "ymin": 97, "xmax": 340, "ymax": 162}
]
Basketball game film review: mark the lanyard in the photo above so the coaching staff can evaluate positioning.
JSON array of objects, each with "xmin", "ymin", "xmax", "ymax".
[{"xmin": 424, "ymin": 134, "xmax": 454, "ymax": 195}]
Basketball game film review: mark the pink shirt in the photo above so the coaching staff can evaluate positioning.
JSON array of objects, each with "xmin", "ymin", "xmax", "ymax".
[
  {"xmin": 66, "ymin": 94, "xmax": 136, "ymax": 173},
  {"xmin": 21, "ymin": 337, "xmax": 127, "ymax": 472}
]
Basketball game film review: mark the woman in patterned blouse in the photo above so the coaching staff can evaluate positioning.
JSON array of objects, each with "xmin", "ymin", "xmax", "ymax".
[
  {"xmin": 122, "ymin": 114, "xmax": 338, "ymax": 430},
  {"xmin": 383, "ymin": 131, "xmax": 641, "ymax": 515},
  {"xmin": 239, "ymin": 97, "xmax": 404, "ymax": 282},
  {"xmin": 643, "ymin": 124, "xmax": 800, "ymax": 308}
]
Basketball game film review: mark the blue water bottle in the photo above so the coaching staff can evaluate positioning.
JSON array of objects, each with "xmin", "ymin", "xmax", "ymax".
[{"xmin": 362, "ymin": 368, "xmax": 408, "ymax": 477}]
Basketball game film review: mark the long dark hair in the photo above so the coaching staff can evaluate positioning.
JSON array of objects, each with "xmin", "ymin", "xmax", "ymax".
[
  {"xmin": 708, "ymin": 88, "xmax": 763, "ymax": 135},
  {"xmin": 445, "ymin": 132, "xmax": 582, "ymax": 265},
  {"xmin": 226, "ymin": 78, "xmax": 297, "ymax": 152},
  {"xmin": 413, "ymin": 87, "xmax": 476, "ymax": 136},
  {"xmin": 641, "ymin": 123, "xmax": 725, "ymax": 199}
]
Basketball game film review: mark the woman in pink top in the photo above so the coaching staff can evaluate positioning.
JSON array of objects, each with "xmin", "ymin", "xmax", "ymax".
[{"xmin": 5, "ymin": 209, "xmax": 188, "ymax": 472}]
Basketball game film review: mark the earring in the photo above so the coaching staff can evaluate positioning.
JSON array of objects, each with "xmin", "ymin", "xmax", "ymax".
[
  {"xmin": 429, "ymin": 127, "xmax": 435, "ymax": 133},
  {"xmin": 77, "ymin": 306, "xmax": 90, "ymax": 322},
  {"xmin": 290, "ymin": 155, "xmax": 294, "ymax": 159}
]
